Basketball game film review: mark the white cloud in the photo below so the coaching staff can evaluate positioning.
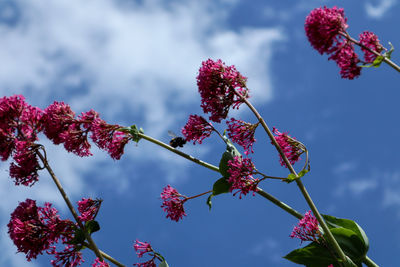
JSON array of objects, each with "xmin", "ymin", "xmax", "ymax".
[
  {"xmin": 0, "ymin": 1, "xmax": 285, "ymax": 264},
  {"xmin": 365, "ymin": 0, "xmax": 397, "ymax": 19}
]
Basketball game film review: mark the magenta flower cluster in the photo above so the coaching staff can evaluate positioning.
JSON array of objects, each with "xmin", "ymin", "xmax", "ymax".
[
  {"xmin": 226, "ymin": 118, "xmax": 258, "ymax": 155},
  {"xmin": 305, "ymin": 6, "xmax": 384, "ymax": 79},
  {"xmin": 181, "ymin": 114, "xmax": 213, "ymax": 144},
  {"xmin": 290, "ymin": 210, "xmax": 320, "ymax": 243},
  {"xmin": 272, "ymin": 128, "xmax": 302, "ymax": 167},
  {"xmin": 7, "ymin": 199, "xmax": 81, "ymax": 265},
  {"xmin": 160, "ymin": 185, "xmax": 187, "ymax": 222},
  {"xmin": 227, "ymin": 156, "xmax": 259, "ymax": 198},
  {"xmin": 0, "ymin": 95, "xmax": 130, "ymax": 186},
  {"xmin": 77, "ymin": 198, "xmax": 102, "ymax": 222},
  {"xmin": 92, "ymin": 258, "xmax": 110, "ymax": 267},
  {"xmin": 197, "ymin": 59, "xmax": 248, "ymax": 123},
  {"xmin": 133, "ymin": 240, "xmax": 158, "ymax": 267}
]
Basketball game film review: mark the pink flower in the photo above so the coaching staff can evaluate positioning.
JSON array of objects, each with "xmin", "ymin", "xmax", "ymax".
[
  {"xmin": 227, "ymin": 156, "xmax": 259, "ymax": 198},
  {"xmin": 305, "ymin": 6, "xmax": 348, "ymax": 55},
  {"xmin": 272, "ymin": 128, "xmax": 302, "ymax": 167},
  {"xmin": 43, "ymin": 101, "xmax": 76, "ymax": 145},
  {"xmin": 133, "ymin": 240, "xmax": 157, "ymax": 267},
  {"xmin": 328, "ymin": 41, "xmax": 361, "ymax": 79},
  {"xmin": 197, "ymin": 59, "xmax": 248, "ymax": 122},
  {"xmin": 48, "ymin": 244, "xmax": 84, "ymax": 267},
  {"xmin": 9, "ymin": 141, "xmax": 40, "ymax": 186},
  {"xmin": 77, "ymin": 198, "xmax": 101, "ymax": 222},
  {"xmin": 90, "ymin": 117, "xmax": 129, "ymax": 160},
  {"xmin": 226, "ymin": 118, "xmax": 258, "ymax": 155},
  {"xmin": 181, "ymin": 115, "xmax": 213, "ymax": 144},
  {"xmin": 290, "ymin": 211, "xmax": 320, "ymax": 243},
  {"xmin": 92, "ymin": 258, "xmax": 110, "ymax": 267},
  {"xmin": 160, "ymin": 185, "xmax": 187, "ymax": 222},
  {"xmin": 359, "ymin": 31, "xmax": 383, "ymax": 63},
  {"xmin": 7, "ymin": 199, "xmax": 74, "ymax": 261}
]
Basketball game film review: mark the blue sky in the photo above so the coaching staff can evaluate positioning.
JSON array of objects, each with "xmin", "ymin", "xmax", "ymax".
[{"xmin": 0, "ymin": 0, "xmax": 399, "ymax": 266}]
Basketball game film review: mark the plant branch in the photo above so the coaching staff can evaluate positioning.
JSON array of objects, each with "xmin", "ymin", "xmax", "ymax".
[
  {"xmin": 84, "ymin": 242, "xmax": 126, "ymax": 267},
  {"xmin": 240, "ymin": 96, "xmax": 349, "ymax": 264},
  {"xmin": 36, "ymin": 148, "xmax": 104, "ymax": 262},
  {"xmin": 339, "ymin": 31, "xmax": 400, "ymax": 73}
]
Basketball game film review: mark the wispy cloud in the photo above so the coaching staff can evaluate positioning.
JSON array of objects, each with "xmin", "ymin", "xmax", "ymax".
[{"xmin": 365, "ymin": 0, "xmax": 397, "ymax": 19}]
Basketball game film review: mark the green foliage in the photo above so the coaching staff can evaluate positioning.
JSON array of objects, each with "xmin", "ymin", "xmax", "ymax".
[
  {"xmin": 286, "ymin": 169, "xmax": 309, "ymax": 183},
  {"xmin": 206, "ymin": 177, "xmax": 232, "ymax": 210},
  {"xmin": 284, "ymin": 215, "xmax": 369, "ymax": 266},
  {"xmin": 85, "ymin": 220, "xmax": 101, "ymax": 235},
  {"xmin": 159, "ymin": 260, "xmax": 169, "ymax": 267},
  {"xmin": 120, "ymin": 124, "xmax": 144, "ymax": 143},
  {"xmin": 360, "ymin": 41, "xmax": 395, "ymax": 68}
]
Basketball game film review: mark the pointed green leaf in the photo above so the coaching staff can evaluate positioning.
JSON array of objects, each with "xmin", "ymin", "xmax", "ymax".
[
  {"xmin": 159, "ymin": 260, "xmax": 169, "ymax": 267},
  {"xmin": 67, "ymin": 228, "xmax": 86, "ymax": 245},
  {"xmin": 284, "ymin": 241, "xmax": 336, "ymax": 266},
  {"xmin": 322, "ymin": 215, "xmax": 369, "ymax": 253},
  {"xmin": 298, "ymin": 169, "xmax": 309, "ymax": 177},
  {"xmin": 286, "ymin": 173, "xmax": 297, "ymax": 183},
  {"xmin": 85, "ymin": 220, "xmax": 100, "ymax": 235},
  {"xmin": 206, "ymin": 178, "xmax": 232, "ymax": 210},
  {"xmin": 330, "ymin": 227, "xmax": 368, "ymax": 263},
  {"xmin": 218, "ymin": 138, "xmax": 241, "ymax": 178}
]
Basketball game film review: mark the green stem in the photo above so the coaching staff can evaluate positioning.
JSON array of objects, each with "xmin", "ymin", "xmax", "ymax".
[
  {"xmin": 363, "ymin": 256, "xmax": 380, "ymax": 267},
  {"xmin": 138, "ymin": 133, "xmax": 219, "ymax": 172},
  {"xmin": 340, "ymin": 31, "xmax": 400, "ymax": 73},
  {"xmin": 240, "ymin": 97, "xmax": 349, "ymax": 264},
  {"xmin": 36, "ymin": 148, "xmax": 105, "ymax": 262},
  {"xmin": 136, "ymin": 133, "xmax": 302, "ymax": 219},
  {"xmin": 84, "ymin": 242, "xmax": 126, "ymax": 267}
]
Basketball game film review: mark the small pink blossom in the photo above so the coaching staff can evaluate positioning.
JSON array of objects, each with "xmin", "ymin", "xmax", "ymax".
[
  {"xmin": 305, "ymin": 6, "xmax": 348, "ymax": 55},
  {"xmin": 328, "ymin": 41, "xmax": 361, "ymax": 79},
  {"xmin": 43, "ymin": 101, "xmax": 76, "ymax": 145},
  {"xmin": 181, "ymin": 115, "xmax": 213, "ymax": 144},
  {"xmin": 226, "ymin": 118, "xmax": 258, "ymax": 155},
  {"xmin": 290, "ymin": 211, "xmax": 320, "ymax": 243},
  {"xmin": 133, "ymin": 240, "xmax": 157, "ymax": 267},
  {"xmin": 48, "ymin": 244, "xmax": 84, "ymax": 267},
  {"xmin": 9, "ymin": 141, "xmax": 40, "ymax": 186},
  {"xmin": 197, "ymin": 59, "xmax": 248, "ymax": 122},
  {"xmin": 160, "ymin": 185, "xmax": 187, "ymax": 222},
  {"xmin": 359, "ymin": 31, "xmax": 383, "ymax": 63},
  {"xmin": 272, "ymin": 128, "xmax": 302, "ymax": 167},
  {"xmin": 227, "ymin": 156, "xmax": 259, "ymax": 198},
  {"xmin": 77, "ymin": 198, "xmax": 101, "ymax": 222},
  {"xmin": 92, "ymin": 258, "xmax": 110, "ymax": 267}
]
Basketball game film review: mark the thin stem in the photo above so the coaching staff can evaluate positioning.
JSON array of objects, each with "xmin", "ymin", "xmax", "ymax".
[
  {"xmin": 254, "ymin": 170, "xmax": 286, "ymax": 181},
  {"xmin": 84, "ymin": 242, "xmax": 126, "ymax": 267},
  {"xmin": 363, "ymin": 256, "xmax": 380, "ymax": 267},
  {"xmin": 138, "ymin": 133, "xmax": 220, "ymax": 172},
  {"xmin": 36, "ymin": 148, "xmax": 104, "ymax": 262},
  {"xmin": 186, "ymin": 190, "xmax": 213, "ymax": 200},
  {"xmin": 339, "ymin": 31, "xmax": 400, "ymax": 73},
  {"xmin": 137, "ymin": 132, "xmax": 303, "ymax": 219},
  {"xmin": 240, "ymin": 96, "xmax": 349, "ymax": 263}
]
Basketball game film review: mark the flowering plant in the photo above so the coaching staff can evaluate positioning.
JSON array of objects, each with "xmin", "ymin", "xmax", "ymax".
[{"xmin": 2, "ymin": 5, "xmax": 399, "ymax": 267}]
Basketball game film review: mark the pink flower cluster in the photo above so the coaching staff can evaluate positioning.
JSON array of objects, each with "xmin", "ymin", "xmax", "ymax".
[
  {"xmin": 92, "ymin": 258, "xmax": 110, "ymax": 267},
  {"xmin": 133, "ymin": 240, "xmax": 158, "ymax": 267},
  {"xmin": 227, "ymin": 156, "xmax": 259, "ymax": 198},
  {"xmin": 0, "ymin": 95, "xmax": 130, "ymax": 186},
  {"xmin": 77, "ymin": 198, "xmax": 102, "ymax": 222},
  {"xmin": 181, "ymin": 114, "xmax": 213, "ymax": 144},
  {"xmin": 305, "ymin": 6, "xmax": 384, "ymax": 79},
  {"xmin": 272, "ymin": 128, "xmax": 302, "ymax": 167},
  {"xmin": 197, "ymin": 59, "xmax": 248, "ymax": 122},
  {"xmin": 290, "ymin": 210, "xmax": 320, "ymax": 243},
  {"xmin": 160, "ymin": 185, "xmax": 187, "ymax": 222},
  {"xmin": 226, "ymin": 118, "xmax": 258, "ymax": 155},
  {"xmin": 7, "ymin": 199, "xmax": 80, "ymax": 264}
]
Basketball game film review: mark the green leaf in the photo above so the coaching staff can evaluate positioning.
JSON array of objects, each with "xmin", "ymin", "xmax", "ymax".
[
  {"xmin": 126, "ymin": 124, "xmax": 144, "ymax": 143},
  {"xmin": 206, "ymin": 178, "xmax": 232, "ymax": 210},
  {"xmin": 322, "ymin": 215, "xmax": 369, "ymax": 253},
  {"xmin": 286, "ymin": 173, "xmax": 297, "ymax": 183},
  {"xmin": 218, "ymin": 138, "xmax": 241, "ymax": 178},
  {"xmin": 298, "ymin": 169, "xmax": 309, "ymax": 177},
  {"xmin": 67, "ymin": 228, "xmax": 86, "ymax": 245},
  {"xmin": 159, "ymin": 260, "xmax": 169, "ymax": 267},
  {"xmin": 85, "ymin": 220, "xmax": 100, "ymax": 235},
  {"xmin": 206, "ymin": 194, "xmax": 212, "ymax": 210},
  {"xmin": 284, "ymin": 241, "xmax": 336, "ymax": 266},
  {"xmin": 330, "ymin": 227, "xmax": 367, "ymax": 264}
]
